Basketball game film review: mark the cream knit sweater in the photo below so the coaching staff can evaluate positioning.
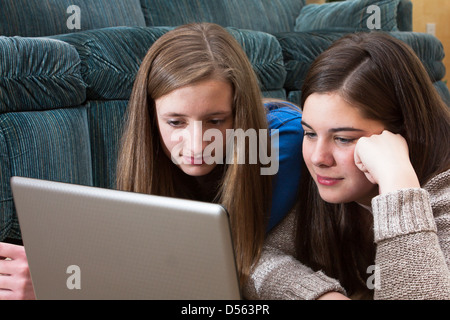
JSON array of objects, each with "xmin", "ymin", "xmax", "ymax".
[{"xmin": 244, "ymin": 169, "xmax": 450, "ymax": 300}]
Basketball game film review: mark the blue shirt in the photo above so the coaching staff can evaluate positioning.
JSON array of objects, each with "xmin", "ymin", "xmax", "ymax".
[{"xmin": 265, "ymin": 101, "xmax": 303, "ymax": 231}]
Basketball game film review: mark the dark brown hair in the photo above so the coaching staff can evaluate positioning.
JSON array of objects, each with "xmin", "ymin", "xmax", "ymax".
[{"xmin": 296, "ymin": 32, "xmax": 450, "ymax": 297}]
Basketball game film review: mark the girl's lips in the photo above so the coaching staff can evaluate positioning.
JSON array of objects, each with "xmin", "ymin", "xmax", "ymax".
[
  {"xmin": 316, "ymin": 175, "xmax": 343, "ymax": 186},
  {"xmin": 182, "ymin": 155, "xmax": 208, "ymax": 165}
]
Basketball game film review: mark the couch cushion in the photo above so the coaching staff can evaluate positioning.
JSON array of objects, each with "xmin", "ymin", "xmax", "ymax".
[
  {"xmin": 276, "ymin": 31, "xmax": 344, "ymax": 92},
  {"xmin": 0, "ymin": 36, "xmax": 86, "ymax": 113},
  {"xmin": 397, "ymin": 0, "xmax": 413, "ymax": 32},
  {"xmin": 0, "ymin": 107, "xmax": 93, "ymax": 240},
  {"xmin": 276, "ymin": 30, "xmax": 448, "ymax": 106},
  {"xmin": 87, "ymin": 100, "xmax": 128, "ymax": 189},
  {"xmin": 434, "ymin": 81, "xmax": 450, "ymax": 107},
  {"xmin": 141, "ymin": 0, "xmax": 305, "ymax": 34},
  {"xmin": 295, "ymin": 0, "xmax": 400, "ymax": 32},
  {"xmin": 54, "ymin": 26, "xmax": 286, "ymax": 99},
  {"xmin": 0, "ymin": 0, "xmax": 146, "ymax": 37},
  {"xmin": 390, "ymin": 31, "xmax": 446, "ymax": 82},
  {"xmin": 226, "ymin": 27, "xmax": 286, "ymax": 93},
  {"xmin": 53, "ymin": 26, "xmax": 174, "ymax": 100}
]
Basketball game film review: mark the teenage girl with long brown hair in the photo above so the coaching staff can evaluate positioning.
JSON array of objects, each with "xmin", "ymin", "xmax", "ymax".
[
  {"xmin": 246, "ymin": 32, "xmax": 450, "ymax": 300},
  {"xmin": 116, "ymin": 22, "xmax": 303, "ymax": 290}
]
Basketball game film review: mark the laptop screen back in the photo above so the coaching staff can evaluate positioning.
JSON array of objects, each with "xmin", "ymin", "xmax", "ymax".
[{"xmin": 11, "ymin": 176, "xmax": 241, "ymax": 300}]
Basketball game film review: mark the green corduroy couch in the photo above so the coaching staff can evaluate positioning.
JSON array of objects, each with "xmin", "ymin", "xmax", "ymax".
[{"xmin": 1, "ymin": 0, "xmax": 449, "ymax": 242}]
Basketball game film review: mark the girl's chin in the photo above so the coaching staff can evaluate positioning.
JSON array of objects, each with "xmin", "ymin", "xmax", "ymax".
[
  {"xmin": 319, "ymin": 195, "xmax": 345, "ymax": 204},
  {"xmin": 178, "ymin": 163, "xmax": 217, "ymax": 177},
  {"xmin": 317, "ymin": 185, "xmax": 378, "ymax": 205}
]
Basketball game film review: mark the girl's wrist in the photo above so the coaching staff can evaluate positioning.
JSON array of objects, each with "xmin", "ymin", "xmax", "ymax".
[{"xmin": 378, "ymin": 164, "xmax": 420, "ymax": 194}]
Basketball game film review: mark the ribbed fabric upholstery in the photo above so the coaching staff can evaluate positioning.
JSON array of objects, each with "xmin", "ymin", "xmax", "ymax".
[
  {"xmin": 0, "ymin": 0, "xmax": 146, "ymax": 37},
  {"xmin": 53, "ymin": 27, "xmax": 172, "ymax": 100},
  {"xmin": 54, "ymin": 26, "xmax": 287, "ymax": 99},
  {"xmin": 276, "ymin": 30, "xmax": 448, "ymax": 106},
  {"xmin": 0, "ymin": 36, "xmax": 92, "ymax": 241},
  {"xmin": 226, "ymin": 27, "xmax": 286, "ymax": 93},
  {"xmin": 0, "ymin": 37, "xmax": 86, "ymax": 113},
  {"xmin": 140, "ymin": 0, "xmax": 305, "ymax": 34},
  {"xmin": 262, "ymin": 89, "xmax": 287, "ymax": 100},
  {"xmin": 397, "ymin": 0, "xmax": 413, "ymax": 32},
  {"xmin": 390, "ymin": 32, "xmax": 447, "ymax": 82},
  {"xmin": 276, "ymin": 31, "xmax": 344, "ymax": 93},
  {"xmin": 87, "ymin": 100, "xmax": 128, "ymax": 189},
  {"xmin": 294, "ymin": 0, "xmax": 400, "ymax": 32},
  {"xmin": 0, "ymin": 108, "xmax": 93, "ymax": 240},
  {"xmin": 434, "ymin": 81, "xmax": 450, "ymax": 107}
]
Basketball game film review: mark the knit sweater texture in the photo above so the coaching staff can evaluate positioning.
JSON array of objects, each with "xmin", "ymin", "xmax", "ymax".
[{"xmin": 244, "ymin": 169, "xmax": 450, "ymax": 300}]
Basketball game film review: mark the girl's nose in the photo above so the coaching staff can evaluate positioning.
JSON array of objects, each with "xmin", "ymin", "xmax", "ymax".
[
  {"xmin": 187, "ymin": 121, "xmax": 208, "ymax": 156},
  {"xmin": 310, "ymin": 141, "xmax": 335, "ymax": 167}
]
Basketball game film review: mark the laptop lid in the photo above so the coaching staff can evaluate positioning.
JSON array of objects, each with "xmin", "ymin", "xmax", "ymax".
[{"xmin": 10, "ymin": 176, "xmax": 241, "ymax": 300}]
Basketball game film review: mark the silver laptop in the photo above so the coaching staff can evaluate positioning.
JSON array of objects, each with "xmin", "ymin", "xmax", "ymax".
[{"xmin": 10, "ymin": 176, "xmax": 241, "ymax": 300}]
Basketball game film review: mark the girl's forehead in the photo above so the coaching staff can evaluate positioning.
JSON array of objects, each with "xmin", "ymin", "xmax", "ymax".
[
  {"xmin": 303, "ymin": 93, "xmax": 360, "ymax": 120},
  {"xmin": 155, "ymin": 79, "xmax": 233, "ymax": 117},
  {"xmin": 302, "ymin": 93, "xmax": 383, "ymax": 132}
]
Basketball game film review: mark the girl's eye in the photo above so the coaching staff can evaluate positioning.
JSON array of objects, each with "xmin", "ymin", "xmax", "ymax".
[
  {"xmin": 335, "ymin": 137, "xmax": 357, "ymax": 144},
  {"xmin": 209, "ymin": 119, "xmax": 224, "ymax": 125},
  {"xmin": 167, "ymin": 120, "xmax": 185, "ymax": 127},
  {"xmin": 303, "ymin": 131, "xmax": 317, "ymax": 139}
]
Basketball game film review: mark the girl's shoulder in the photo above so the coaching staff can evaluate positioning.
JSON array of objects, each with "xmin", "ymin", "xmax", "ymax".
[
  {"xmin": 263, "ymin": 99, "xmax": 301, "ymax": 113},
  {"xmin": 263, "ymin": 99, "xmax": 302, "ymax": 129}
]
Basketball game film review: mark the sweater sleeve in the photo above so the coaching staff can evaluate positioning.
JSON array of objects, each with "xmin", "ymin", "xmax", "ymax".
[
  {"xmin": 371, "ymin": 170, "xmax": 450, "ymax": 300},
  {"xmin": 243, "ymin": 209, "xmax": 347, "ymax": 300}
]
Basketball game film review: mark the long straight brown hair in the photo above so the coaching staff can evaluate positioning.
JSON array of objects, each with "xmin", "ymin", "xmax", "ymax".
[
  {"xmin": 116, "ymin": 23, "xmax": 272, "ymax": 287},
  {"xmin": 296, "ymin": 32, "xmax": 450, "ymax": 297}
]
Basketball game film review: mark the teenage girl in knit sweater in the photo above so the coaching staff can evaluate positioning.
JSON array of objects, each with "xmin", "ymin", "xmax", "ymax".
[{"xmin": 244, "ymin": 32, "xmax": 450, "ymax": 300}]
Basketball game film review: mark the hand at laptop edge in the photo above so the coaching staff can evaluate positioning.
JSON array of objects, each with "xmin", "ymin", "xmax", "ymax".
[{"xmin": 0, "ymin": 242, "xmax": 35, "ymax": 300}]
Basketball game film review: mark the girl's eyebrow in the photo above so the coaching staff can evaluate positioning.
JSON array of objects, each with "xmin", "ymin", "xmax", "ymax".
[
  {"xmin": 300, "ymin": 120, "xmax": 312, "ymax": 129},
  {"xmin": 161, "ymin": 111, "xmax": 232, "ymax": 117},
  {"xmin": 301, "ymin": 120, "xmax": 364, "ymax": 133},
  {"xmin": 329, "ymin": 127, "xmax": 364, "ymax": 133}
]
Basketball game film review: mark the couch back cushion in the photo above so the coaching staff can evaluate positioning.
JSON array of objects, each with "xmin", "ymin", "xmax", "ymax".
[
  {"xmin": 0, "ymin": 37, "xmax": 86, "ymax": 112},
  {"xmin": 0, "ymin": 37, "xmax": 92, "ymax": 240},
  {"xmin": 295, "ymin": 0, "xmax": 400, "ymax": 33},
  {"xmin": 390, "ymin": 31, "xmax": 447, "ymax": 83},
  {"xmin": 141, "ymin": 0, "xmax": 306, "ymax": 34},
  {"xmin": 0, "ymin": 0, "xmax": 146, "ymax": 37},
  {"xmin": 397, "ymin": 0, "xmax": 413, "ymax": 32},
  {"xmin": 53, "ymin": 27, "xmax": 172, "ymax": 100},
  {"xmin": 277, "ymin": 30, "xmax": 448, "ymax": 106},
  {"xmin": 54, "ymin": 26, "xmax": 287, "ymax": 100}
]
